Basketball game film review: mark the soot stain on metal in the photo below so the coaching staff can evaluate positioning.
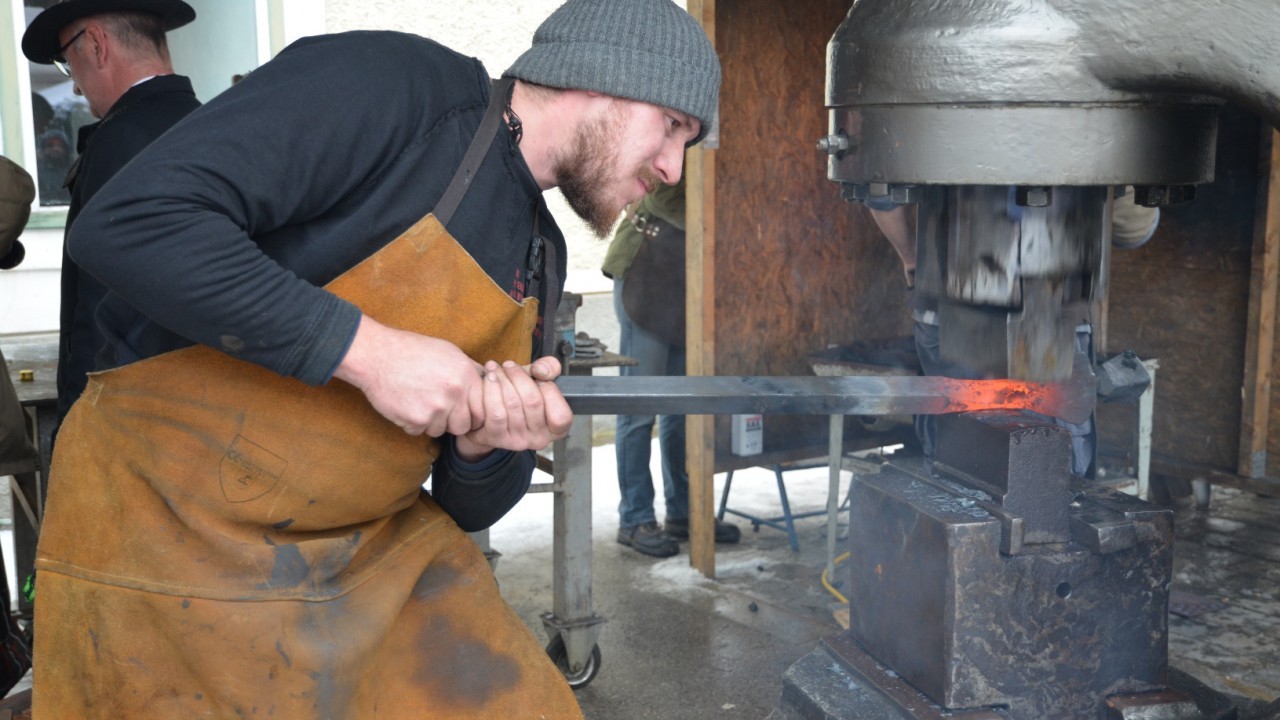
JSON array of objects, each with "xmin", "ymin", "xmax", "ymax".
[{"xmin": 308, "ymin": 668, "xmax": 345, "ymax": 716}]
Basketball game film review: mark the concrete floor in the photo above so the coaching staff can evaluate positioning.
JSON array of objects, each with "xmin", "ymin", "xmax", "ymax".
[
  {"xmin": 491, "ymin": 442, "xmax": 1280, "ymax": 719},
  {"xmin": 492, "ymin": 446, "xmax": 850, "ymax": 719}
]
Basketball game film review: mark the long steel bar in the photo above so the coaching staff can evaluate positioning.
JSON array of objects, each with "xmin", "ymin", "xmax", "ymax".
[{"xmin": 557, "ymin": 374, "xmax": 1092, "ymax": 425}]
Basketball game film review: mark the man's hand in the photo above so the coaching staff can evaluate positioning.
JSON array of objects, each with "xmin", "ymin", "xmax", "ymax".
[
  {"xmin": 454, "ymin": 357, "xmax": 573, "ymax": 461},
  {"xmin": 333, "ymin": 315, "xmax": 485, "ymax": 437},
  {"xmin": 868, "ymin": 205, "xmax": 916, "ymax": 287}
]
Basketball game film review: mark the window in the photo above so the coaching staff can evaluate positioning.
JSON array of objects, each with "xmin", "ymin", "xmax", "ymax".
[
  {"xmin": 4, "ymin": 0, "xmax": 275, "ymax": 208},
  {"xmin": 25, "ymin": 0, "xmax": 92, "ymax": 206}
]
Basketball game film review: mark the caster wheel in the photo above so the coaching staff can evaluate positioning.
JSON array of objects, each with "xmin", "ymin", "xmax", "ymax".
[{"xmin": 545, "ymin": 635, "xmax": 601, "ymax": 690}]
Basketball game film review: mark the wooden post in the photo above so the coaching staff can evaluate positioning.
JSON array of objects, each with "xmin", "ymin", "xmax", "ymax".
[
  {"xmin": 686, "ymin": 0, "xmax": 718, "ymax": 578},
  {"xmin": 1238, "ymin": 130, "xmax": 1280, "ymax": 478}
]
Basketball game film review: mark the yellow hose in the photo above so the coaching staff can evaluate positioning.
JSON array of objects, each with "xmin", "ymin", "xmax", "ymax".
[{"xmin": 821, "ymin": 551, "xmax": 851, "ymax": 605}]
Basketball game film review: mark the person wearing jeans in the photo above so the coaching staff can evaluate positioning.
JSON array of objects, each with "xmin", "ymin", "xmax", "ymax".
[
  {"xmin": 613, "ymin": 279, "xmax": 690, "ymax": 556},
  {"xmin": 605, "ymin": 177, "xmax": 740, "ymax": 557}
]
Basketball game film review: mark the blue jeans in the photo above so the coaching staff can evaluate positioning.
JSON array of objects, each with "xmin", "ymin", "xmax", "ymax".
[{"xmin": 614, "ymin": 279, "xmax": 689, "ymax": 528}]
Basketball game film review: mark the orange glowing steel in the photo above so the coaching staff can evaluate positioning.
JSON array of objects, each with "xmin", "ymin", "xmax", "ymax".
[{"xmin": 935, "ymin": 376, "xmax": 1092, "ymax": 425}]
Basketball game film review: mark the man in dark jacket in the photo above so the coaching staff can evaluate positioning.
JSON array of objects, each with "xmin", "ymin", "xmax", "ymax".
[{"xmin": 21, "ymin": 0, "xmax": 201, "ymax": 433}]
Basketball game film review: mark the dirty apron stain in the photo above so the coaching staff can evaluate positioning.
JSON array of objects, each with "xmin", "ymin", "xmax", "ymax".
[{"xmin": 32, "ymin": 212, "xmax": 584, "ymax": 719}]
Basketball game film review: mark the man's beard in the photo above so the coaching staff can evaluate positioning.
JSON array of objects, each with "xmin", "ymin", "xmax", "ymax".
[{"xmin": 555, "ymin": 105, "xmax": 651, "ymax": 238}]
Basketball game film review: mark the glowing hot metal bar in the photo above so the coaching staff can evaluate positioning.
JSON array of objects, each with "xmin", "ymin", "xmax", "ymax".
[{"xmin": 557, "ymin": 371, "xmax": 1093, "ymax": 426}]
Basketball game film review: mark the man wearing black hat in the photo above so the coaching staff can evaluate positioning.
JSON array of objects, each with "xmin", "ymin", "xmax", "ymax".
[{"xmin": 21, "ymin": 0, "xmax": 201, "ymax": 436}]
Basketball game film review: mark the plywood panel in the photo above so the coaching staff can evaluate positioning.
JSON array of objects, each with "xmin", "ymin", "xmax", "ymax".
[
  {"xmin": 1238, "ymin": 129, "xmax": 1278, "ymax": 478},
  {"xmin": 1099, "ymin": 105, "xmax": 1261, "ymax": 471},
  {"xmin": 710, "ymin": 0, "xmax": 911, "ymax": 466}
]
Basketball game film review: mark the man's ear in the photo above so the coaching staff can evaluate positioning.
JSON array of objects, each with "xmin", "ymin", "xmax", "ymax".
[{"xmin": 83, "ymin": 22, "xmax": 109, "ymax": 68}]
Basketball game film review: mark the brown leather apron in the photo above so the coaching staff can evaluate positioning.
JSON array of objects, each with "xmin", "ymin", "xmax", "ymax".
[{"xmin": 33, "ymin": 82, "xmax": 583, "ymax": 720}]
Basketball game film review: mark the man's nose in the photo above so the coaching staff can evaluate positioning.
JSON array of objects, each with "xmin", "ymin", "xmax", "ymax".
[{"xmin": 655, "ymin": 139, "xmax": 685, "ymax": 184}]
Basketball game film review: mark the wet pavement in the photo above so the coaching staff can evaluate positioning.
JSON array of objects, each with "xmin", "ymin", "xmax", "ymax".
[
  {"xmin": 493, "ymin": 449, "xmax": 848, "ymax": 719},
  {"xmin": 493, "ymin": 446, "xmax": 1280, "ymax": 719},
  {"xmin": 1167, "ymin": 487, "xmax": 1280, "ymax": 703}
]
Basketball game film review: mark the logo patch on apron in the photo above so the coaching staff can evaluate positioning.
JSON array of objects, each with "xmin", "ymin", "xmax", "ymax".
[{"xmin": 220, "ymin": 435, "xmax": 287, "ymax": 503}]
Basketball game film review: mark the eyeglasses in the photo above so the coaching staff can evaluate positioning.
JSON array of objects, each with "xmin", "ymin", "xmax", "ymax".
[{"xmin": 52, "ymin": 28, "xmax": 86, "ymax": 77}]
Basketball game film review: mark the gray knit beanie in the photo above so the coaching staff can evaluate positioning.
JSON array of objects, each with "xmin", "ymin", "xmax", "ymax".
[{"xmin": 504, "ymin": 0, "xmax": 721, "ymax": 145}]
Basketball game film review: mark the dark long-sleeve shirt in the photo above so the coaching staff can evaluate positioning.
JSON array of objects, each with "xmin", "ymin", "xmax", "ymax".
[{"xmin": 70, "ymin": 31, "xmax": 566, "ymax": 530}]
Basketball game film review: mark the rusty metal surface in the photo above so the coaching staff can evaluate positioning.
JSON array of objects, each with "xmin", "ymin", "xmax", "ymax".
[
  {"xmin": 846, "ymin": 460, "xmax": 1174, "ymax": 719},
  {"xmin": 932, "ymin": 412, "xmax": 1075, "ymax": 544},
  {"xmin": 774, "ymin": 633, "xmax": 1236, "ymax": 720},
  {"xmin": 820, "ymin": 633, "xmax": 1012, "ymax": 720},
  {"xmin": 1106, "ymin": 690, "xmax": 1202, "ymax": 720},
  {"xmin": 1097, "ymin": 351, "xmax": 1153, "ymax": 403}
]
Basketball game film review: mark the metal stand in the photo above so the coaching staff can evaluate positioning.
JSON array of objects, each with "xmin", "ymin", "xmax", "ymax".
[
  {"xmin": 504, "ymin": 293, "xmax": 628, "ymax": 690},
  {"xmin": 535, "ymin": 401, "xmax": 605, "ymax": 690},
  {"xmin": 717, "ymin": 462, "xmax": 831, "ymax": 552},
  {"xmin": 467, "ymin": 357, "xmax": 611, "ymax": 690}
]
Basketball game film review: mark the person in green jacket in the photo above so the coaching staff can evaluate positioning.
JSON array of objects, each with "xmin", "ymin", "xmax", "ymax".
[{"xmin": 603, "ymin": 176, "xmax": 740, "ymax": 557}]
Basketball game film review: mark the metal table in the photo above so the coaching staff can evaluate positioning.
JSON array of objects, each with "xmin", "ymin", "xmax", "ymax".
[
  {"xmin": 2, "ymin": 332, "xmax": 58, "ymax": 615},
  {"xmin": 467, "ymin": 347, "xmax": 634, "ymax": 691},
  {"xmin": 535, "ymin": 350, "xmax": 632, "ymax": 690}
]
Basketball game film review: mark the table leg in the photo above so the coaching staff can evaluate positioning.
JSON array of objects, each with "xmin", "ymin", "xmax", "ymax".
[{"xmin": 826, "ymin": 414, "xmax": 845, "ymax": 584}]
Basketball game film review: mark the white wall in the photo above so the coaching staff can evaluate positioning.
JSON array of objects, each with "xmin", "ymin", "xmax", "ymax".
[
  {"xmin": 1, "ymin": 225, "xmax": 60, "ymax": 335},
  {"xmin": 322, "ymin": 0, "xmax": 619, "ymax": 296},
  {"xmin": 169, "ymin": 0, "xmax": 262, "ymax": 104}
]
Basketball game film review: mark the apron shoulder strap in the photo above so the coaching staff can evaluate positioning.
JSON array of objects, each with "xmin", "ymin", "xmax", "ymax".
[
  {"xmin": 434, "ymin": 77, "xmax": 514, "ymax": 230},
  {"xmin": 431, "ymin": 76, "xmax": 564, "ymax": 362}
]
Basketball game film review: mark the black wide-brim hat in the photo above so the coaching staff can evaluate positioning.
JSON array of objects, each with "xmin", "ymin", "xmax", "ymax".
[{"xmin": 22, "ymin": 0, "xmax": 195, "ymax": 63}]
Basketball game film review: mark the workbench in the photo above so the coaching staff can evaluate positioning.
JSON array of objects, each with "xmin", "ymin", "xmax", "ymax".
[{"xmin": 1, "ymin": 332, "xmax": 57, "ymax": 616}]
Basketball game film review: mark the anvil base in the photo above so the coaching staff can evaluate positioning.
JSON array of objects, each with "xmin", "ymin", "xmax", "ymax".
[{"xmin": 769, "ymin": 634, "xmax": 1237, "ymax": 720}]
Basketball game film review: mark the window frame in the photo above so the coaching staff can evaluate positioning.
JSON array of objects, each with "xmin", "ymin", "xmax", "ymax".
[{"xmin": 0, "ymin": 0, "xmax": 319, "ymax": 222}]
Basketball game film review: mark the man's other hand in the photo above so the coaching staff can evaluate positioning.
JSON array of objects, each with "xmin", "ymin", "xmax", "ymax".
[{"xmin": 454, "ymin": 357, "xmax": 572, "ymax": 460}]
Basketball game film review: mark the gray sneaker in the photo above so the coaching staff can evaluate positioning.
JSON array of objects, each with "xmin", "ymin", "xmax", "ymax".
[
  {"xmin": 616, "ymin": 521, "xmax": 679, "ymax": 558},
  {"xmin": 664, "ymin": 517, "xmax": 742, "ymax": 544}
]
